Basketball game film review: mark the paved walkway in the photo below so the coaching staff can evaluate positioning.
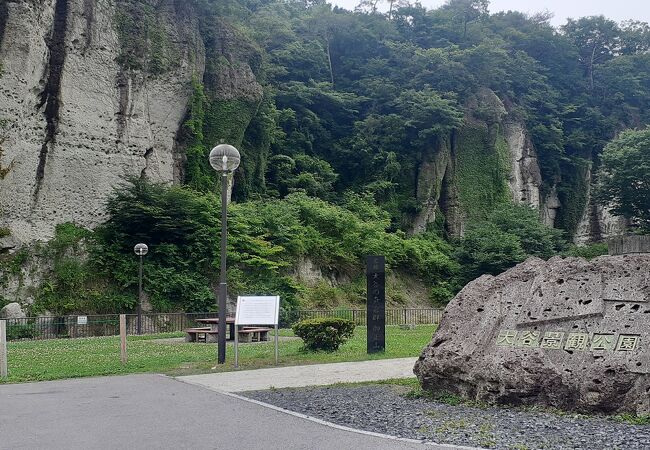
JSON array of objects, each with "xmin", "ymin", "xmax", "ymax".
[
  {"xmin": 179, "ymin": 357, "xmax": 418, "ymax": 392},
  {"xmin": 0, "ymin": 372, "xmax": 468, "ymax": 450}
]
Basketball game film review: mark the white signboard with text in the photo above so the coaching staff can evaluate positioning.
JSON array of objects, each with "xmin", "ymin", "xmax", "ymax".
[
  {"xmin": 234, "ymin": 296, "xmax": 280, "ymax": 367},
  {"xmin": 235, "ymin": 296, "xmax": 279, "ymax": 326}
]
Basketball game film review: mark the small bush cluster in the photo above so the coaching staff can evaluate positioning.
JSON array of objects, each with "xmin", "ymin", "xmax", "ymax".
[
  {"xmin": 7, "ymin": 324, "xmax": 38, "ymax": 341},
  {"xmin": 292, "ymin": 317, "xmax": 355, "ymax": 351}
]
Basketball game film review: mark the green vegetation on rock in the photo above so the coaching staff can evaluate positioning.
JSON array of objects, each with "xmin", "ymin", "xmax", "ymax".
[
  {"xmin": 596, "ymin": 127, "xmax": 650, "ymax": 232},
  {"xmin": 114, "ymin": 1, "xmax": 179, "ymax": 75},
  {"xmin": 6, "ymin": 0, "xmax": 650, "ymax": 315},
  {"xmin": 455, "ymin": 123, "xmax": 511, "ymax": 222},
  {"xmin": 24, "ymin": 180, "xmax": 458, "ymax": 315}
]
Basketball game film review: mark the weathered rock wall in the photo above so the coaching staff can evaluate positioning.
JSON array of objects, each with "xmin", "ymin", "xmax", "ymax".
[
  {"xmin": 573, "ymin": 167, "xmax": 627, "ymax": 244},
  {"xmin": 413, "ymin": 90, "xmax": 544, "ymax": 237},
  {"xmin": 414, "ymin": 254, "xmax": 650, "ymax": 415},
  {"xmin": 411, "ymin": 86, "xmax": 631, "ymax": 241},
  {"xmin": 0, "ymin": 0, "xmax": 262, "ymax": 244},
  {"xmin": 412, "ymin": 136, "xmax": 452, "ymax": 235},
  {"xmin": 0, "ymin": 0, "xmax": 202, "ymax": 242},
  {"xmin": 504, "ymin": 121, "xmax": 541, "ymax": 209}
]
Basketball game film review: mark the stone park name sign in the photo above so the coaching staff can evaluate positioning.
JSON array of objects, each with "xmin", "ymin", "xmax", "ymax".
[
  {"xmin": 414, "ymin": 254, "xmax": 650, "ymax": 416},
  {"xmin": 496, "ymin": 330, "xmax": 640, "ymax": 352}
]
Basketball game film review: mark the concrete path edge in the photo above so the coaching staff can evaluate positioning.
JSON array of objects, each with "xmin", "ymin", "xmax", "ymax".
[{"xmin": 174, "ymin": 375, "xmax": 481, "ymax": 450}]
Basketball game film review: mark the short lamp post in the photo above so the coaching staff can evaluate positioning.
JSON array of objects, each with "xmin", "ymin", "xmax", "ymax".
[
  {"xmin": 134, "ymin": 243, "xmax": 148, "ymax": 335},
  {"xmin": 209, "ymin": 144, "xmax": 241, "ymax": 364}
]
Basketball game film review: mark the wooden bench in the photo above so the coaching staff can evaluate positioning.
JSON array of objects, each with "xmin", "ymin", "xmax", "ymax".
[
  {"xmin": 185, "ymin": 327, "xmax": 219, "ymax": 343},
  {"xmin": 238, "ymin": 327, "xmax": 273, "ymax": 343}
]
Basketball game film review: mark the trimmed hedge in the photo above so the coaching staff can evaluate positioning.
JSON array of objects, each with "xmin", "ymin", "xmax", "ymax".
[{"xmin": 292, "ymin": 317, "xmax": 355, "ymax": 351}]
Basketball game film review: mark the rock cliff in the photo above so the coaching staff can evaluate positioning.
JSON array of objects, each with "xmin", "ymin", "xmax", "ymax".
[
  {"xmin": 0, "ymin": 0, "xmax": 261, "ymax": 243},
  {"xmin": 412, "ymin": 90, "xmax": 546, "ymax": 237},
  {"xmin": 0, "ymin": 1, "xmax": 625, "ymax": 245}
]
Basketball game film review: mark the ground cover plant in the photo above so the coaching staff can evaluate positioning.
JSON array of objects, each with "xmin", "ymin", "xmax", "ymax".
[{"xmin": 0, "ymin": 325, "xmax": 435, "ymax": 383}]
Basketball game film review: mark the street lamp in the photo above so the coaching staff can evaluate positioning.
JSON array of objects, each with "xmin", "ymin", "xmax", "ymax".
[
  {"xmin": 134, "ymin": 243, "xmax": 148, "ymax": 335},
  {"xmin": 209, "ymin": 144, "xmax": 241, "ymax": 364}
]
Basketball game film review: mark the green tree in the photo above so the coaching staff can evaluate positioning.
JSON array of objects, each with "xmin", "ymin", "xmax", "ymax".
[
  {"xmin": 596, "ymin": 127, "xmax": 650, "ymax": 231},
  {"xmin": 486, "ymin": 204, "xmax": 567, "ymax": 258},
  {"xmin": 455, "ymin": 204, "xmax": 568, "ymax": 284},
  {"xmin": 442, "ymin": 0, "xmax": 489, "ymax": 39},
  {"xmin": 455, "ymin": 223, "xmax": 526, "ymax": 284},
  {"xmin": 562, "ymin": 16, "xmax": 622, "ymax": 90}
]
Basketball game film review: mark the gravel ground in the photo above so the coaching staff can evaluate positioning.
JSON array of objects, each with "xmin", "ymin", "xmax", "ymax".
[{"xmin": 243, "ymin": 384, "xmax": 650, "ymax": 450}]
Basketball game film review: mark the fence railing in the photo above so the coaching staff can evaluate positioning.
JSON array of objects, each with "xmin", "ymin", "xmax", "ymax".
[
  {"xmin": 1, "ymin": 308, "xmax": 443, "ymax": 341},
  {"xmin": 293, "ymin": 308, "xmax": 443, "ymax": 326},
  {"xmin": 3, "ymin": 312, "xmax": 221, "ymax": 341}
]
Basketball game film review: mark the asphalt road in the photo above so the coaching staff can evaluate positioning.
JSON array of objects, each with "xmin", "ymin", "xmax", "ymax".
[{"xmin": 0, "ymin": 374, "xmax": 460, "ymax": 450}]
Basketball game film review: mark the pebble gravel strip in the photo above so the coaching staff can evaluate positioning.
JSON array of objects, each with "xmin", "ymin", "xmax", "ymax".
[{"xmin": 244, "ymin": 384, "xmax": 650, "ymax": 450}]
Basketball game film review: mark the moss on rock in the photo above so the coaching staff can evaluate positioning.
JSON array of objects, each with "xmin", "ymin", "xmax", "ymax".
[{"xmin": 454, "ymin": 123, "xmax": 510, "ymax": 224}]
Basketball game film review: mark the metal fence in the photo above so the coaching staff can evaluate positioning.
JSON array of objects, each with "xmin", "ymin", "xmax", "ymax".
[
  {"xmin": 2, "ymin": 312, "xmax": 222, "ymax": 341},
  {"xmin": 2, "ymin": 308, "xmax": 443, "ymax": 341},
  {"xmin": 294, "ymin": 308, "xmax": 443, "ymax": 326}
]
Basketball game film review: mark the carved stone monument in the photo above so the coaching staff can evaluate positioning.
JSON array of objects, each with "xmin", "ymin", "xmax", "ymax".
[
  {"xmin": 414, "ymin": 253, "xmax": 650, "ymax": 415},
  {"xmin": 367, "ymin": 256, "xmax": 386, "ymax": 353}
]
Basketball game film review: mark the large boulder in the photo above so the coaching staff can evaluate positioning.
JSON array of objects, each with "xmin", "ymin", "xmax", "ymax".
[
  {"xmin": 0, "ymin": 302, "xmax": 27, "ymax": 319},
  {"xmin": 414, "ymin": 254, "xmax": 650, "ymax": 415}
]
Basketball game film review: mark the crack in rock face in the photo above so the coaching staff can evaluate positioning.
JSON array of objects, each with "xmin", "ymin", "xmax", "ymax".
[
  {"xmin": 414, "ymin": 254, "xmax": 650, "ymax": 416},
  {"xmin": 34, "ymin": 0, "xmax": 70, "ymax": 200},
  {"xmin": 0, "ymin": 2, "xmax": 9, "ymax": 45}
]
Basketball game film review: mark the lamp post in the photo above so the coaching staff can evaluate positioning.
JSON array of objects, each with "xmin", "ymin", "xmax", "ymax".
[
  {"xmin": 209, "ymin": 144, "xmax": 241, "ymax": 364},
  {"xmin": 133, "ymin": 243, "xmax": 148, "ymax": 335}
]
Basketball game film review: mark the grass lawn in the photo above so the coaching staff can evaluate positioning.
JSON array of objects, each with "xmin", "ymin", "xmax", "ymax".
[{"xmin": 1, "ymin": 325, "xmax": 436, "ymax": 384}]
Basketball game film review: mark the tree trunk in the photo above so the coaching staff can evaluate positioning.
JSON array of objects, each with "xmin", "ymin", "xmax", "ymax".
[
  {"xmin": 326, "ymin": 36, "xmax": 334, "ymax": 86},
  {"xmin": 588, "ymin": 45, "xmax": 597, "ymax": 91}
]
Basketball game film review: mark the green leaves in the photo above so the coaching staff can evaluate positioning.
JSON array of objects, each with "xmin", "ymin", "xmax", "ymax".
[
  {"xmin": 455, "ymin": 204, "xmax": 568, "ymax": 284},
  {"xmin": 395, "ymin": 88, "xmax": 464, "ymax": 144},
  {"xmin": 292, "ymin": 317, "xmax": 355, "ymax": 351},
  {"xmin": 596, "ymin": 127, "xmax": 650, "ymax": 232}
]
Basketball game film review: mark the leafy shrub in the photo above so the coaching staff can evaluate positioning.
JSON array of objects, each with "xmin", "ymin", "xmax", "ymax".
[
  {"xmin": 7, "ymin": 323, "xmax": 38, "ymax": 341},
  {"xmin": 455, "ymin": 204, "xmax": 569, "ymax": 285},
  {"xmin": 455, "ymin": 222, "xmax": 526, "ymax": 284},
  {"xmin": 564, "ymin": 243, "xmax": 608, "ymax": 260},
  {"xmin": 300, "ymin": 282, "xmax": 347, "ymax": 308},
  {"xmin": 28, "ymin": 180, "xmax": 456, "ymax": 314},
  {"xmin": 429, "ymin": 284, "xmax": 453, "ymax": 305},
  {"xmin": 292, "ymin": 317, "xmax": 355, "ymax": 351},
  {"xmin": 486, "ymin": 204, "xmax": 567, "ymax": 258}
]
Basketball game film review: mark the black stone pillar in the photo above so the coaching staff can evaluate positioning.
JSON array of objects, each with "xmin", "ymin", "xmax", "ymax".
[{"xmin": 366, "ymin": 255, "xmax": 385, "ymax": 353}]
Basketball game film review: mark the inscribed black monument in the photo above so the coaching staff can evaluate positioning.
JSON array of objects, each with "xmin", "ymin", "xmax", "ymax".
[{"xmin": 366, "ymin": 255, "xmax": 385, "ymax": 353}]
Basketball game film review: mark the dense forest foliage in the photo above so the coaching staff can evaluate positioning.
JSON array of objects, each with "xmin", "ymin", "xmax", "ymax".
[
  {"xmin": 184, "ymin": 0, "xmax": 650, "ymax": 234},
  {"xmin": 3, "ymin": 0, "xmax": 649, "ymax": 316}
]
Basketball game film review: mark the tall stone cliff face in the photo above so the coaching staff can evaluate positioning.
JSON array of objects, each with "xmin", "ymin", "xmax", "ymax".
[
  {"xmin": 0, "ymin": 2, "xmax": 624, "ymax": 245},
  {"xmin": 0, "ymin": 0, "xmax": 261, "ymax": 243},
  {"xmin": 573, "ymin": 166, "xmax": 627, "ymax": 244},
  {"xmin": 412, "ymin": 89, "xmax": 624, "ymax": 242},
  {"xmin": 504, "ymin": 121, "xmax": 541, "ymax": 209},
  {"xmin": 412, "ymin": 90, "xmax": 547, "ymax": 237}
]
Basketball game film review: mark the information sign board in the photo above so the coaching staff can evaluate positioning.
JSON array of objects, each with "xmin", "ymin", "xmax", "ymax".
[
  {"xmin": 77, "ymin": 316, "xmax": 88, "ymax": 325},
  {"xmin": 235, "ymin": 296, "xmax": 280, "ymax": 325},
  {"xmin": 234, "ymin": 296, "xmax": 280, "ymax": 367}
]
